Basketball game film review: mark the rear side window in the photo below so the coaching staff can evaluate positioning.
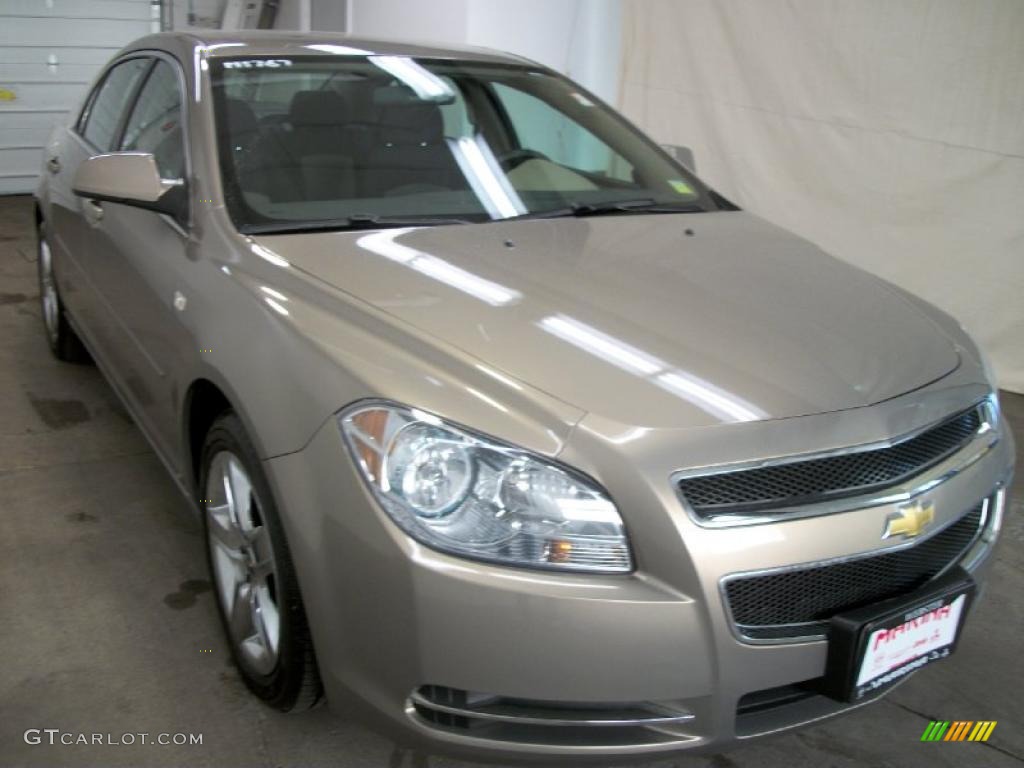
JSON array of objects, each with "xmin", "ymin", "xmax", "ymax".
[
  {"xmin": 81, "ymin": 58, "xmax": 151, "ymax": 150},
  {"xmin": 119, "ymin": 60, "xmax": 185, "ymax": 179}
]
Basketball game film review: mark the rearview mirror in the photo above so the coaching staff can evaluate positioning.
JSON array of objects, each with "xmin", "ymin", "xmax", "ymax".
[
  {"xmin": 72, "ymin": 152, "xmax": 186, "ymax": 220},
  {"xmin": 662, "ymin": 144, "xmax": 696, "ymax": 173}
]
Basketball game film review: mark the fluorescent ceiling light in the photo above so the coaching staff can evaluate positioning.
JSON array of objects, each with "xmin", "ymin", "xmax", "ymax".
[
  {"xmin": 260, "ymin": 286, "xmax": 288, "ymax": 302},
  {"xmin": 357, "ymin": 229, "xmax": 521, "ymax": 307},
  {"xmin": 656, "ymin": 371, "xmax": 767, "ymax": 423},
  {"xmin": 539, "ymin": 314, "xmax": 768, "ymax": 424},
  {"xmin": 540, "ymin": 315, "xmax": 662, "ymax": 375},
  {"xmin": 450, "ymin": 136, "xmax": 525, "ymax": 220},
  {"xmin": 465, "ymin": 387, "xmax": 508, "ymax": 413},
  {"xmin": 554, "ymin": 498, "xmax": 622, "ymax": 525},
  {"xmin": 307, "ymin": 44, "xmax": 373, "ymax": 56},
  {"xmin": 475, "ymin": 364, "xmax": 523, "ymax": 391},
  {"xmin": 370, "ymin": 56, "xmax": 454, "ymax": 100},
  {"xmin": 250, "ymin": 243, "xmax": 290, "ymax": 268},
  {"xmin": 264, "ymin": 298, "xmax": 289, "ymax": 316}
]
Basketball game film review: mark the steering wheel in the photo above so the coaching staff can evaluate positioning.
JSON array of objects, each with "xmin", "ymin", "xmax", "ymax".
[{"xmin": 497, "ymin": 148, "xmax": 549, "ymax": 172}]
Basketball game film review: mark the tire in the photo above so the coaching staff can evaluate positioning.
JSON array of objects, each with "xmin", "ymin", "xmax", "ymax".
[
  {"xmin": 200, "ymin": 411, "xmax": 322, "ymax": 711},
  {"xmin": 37, "ymin": 222, "xmax": 91, "ymax": 363}
]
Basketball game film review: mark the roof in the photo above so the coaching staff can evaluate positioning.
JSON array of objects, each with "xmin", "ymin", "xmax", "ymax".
[{"xmin": 122, "ymin": 30, "xmax": 536, "ymax": 67}]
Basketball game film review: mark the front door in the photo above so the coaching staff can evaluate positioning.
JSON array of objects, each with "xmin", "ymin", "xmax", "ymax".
[{"xmin": 79, "ymin": 56, "xmax": 194, "ymax": 473}]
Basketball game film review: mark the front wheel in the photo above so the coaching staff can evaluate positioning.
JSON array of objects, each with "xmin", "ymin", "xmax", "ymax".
[
  {"xmin": 37, "ymin": 223, "xmax": 90, "ymax": 363},
  {"xmin": 200, "ymin": 412, "xmax": 322, "ymax": 711}
]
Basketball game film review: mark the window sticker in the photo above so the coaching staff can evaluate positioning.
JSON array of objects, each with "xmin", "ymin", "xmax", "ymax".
[
  {"xmin": 224, "ymin": 59, "xmax": 293, "ymax": 69},
  {"xmin": 668, "ymin": 179, "xmax": 695, "ymax": 195}
]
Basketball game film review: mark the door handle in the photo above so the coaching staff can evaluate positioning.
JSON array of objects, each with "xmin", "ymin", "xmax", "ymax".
[
  {"xmin": 46, "ymin": 156, "xmax": 61, "ymax": 174},
  {"xmin": 83, "ymin": 198, "xmax": 104, "ymax": 225}
]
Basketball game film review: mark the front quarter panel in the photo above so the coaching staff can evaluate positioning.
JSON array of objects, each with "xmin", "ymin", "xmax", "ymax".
[{"xmin": 187, "ymin": 212, "xmax": 585, "ymax": 463}]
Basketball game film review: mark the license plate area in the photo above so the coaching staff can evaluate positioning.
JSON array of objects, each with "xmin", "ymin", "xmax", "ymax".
[{"xmin": 823, "ymin": 567, "xmax": 975, "ymax": 702}]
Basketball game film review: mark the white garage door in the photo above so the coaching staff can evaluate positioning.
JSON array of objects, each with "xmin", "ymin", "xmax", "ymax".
[{"xmin": 0, "ymin": 0, "xmax": 157, "ymax": 195}]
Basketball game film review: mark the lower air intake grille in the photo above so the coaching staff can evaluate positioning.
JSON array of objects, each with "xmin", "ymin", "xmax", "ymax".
[
  {"xmin": 724, "ymin": 501, "xmax": 986, "ymax": 640},
  {"xmin": 679, "ymin": 405, "xmax": 984, "ymax": 518}
]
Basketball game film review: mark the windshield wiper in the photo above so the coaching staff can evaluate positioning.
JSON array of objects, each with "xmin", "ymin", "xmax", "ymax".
[
  {"xmin": 240, "ymin": 214, "xmax": 474, "ymax": 235},
  {"xmin": 507, "ymin": 199, "xmax": 706, "ymax": 221}
]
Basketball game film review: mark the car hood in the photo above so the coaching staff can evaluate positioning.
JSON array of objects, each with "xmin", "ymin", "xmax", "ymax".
[{"xmin": 255, "ymin": 212, "xmax": 959, "ymax": 429}]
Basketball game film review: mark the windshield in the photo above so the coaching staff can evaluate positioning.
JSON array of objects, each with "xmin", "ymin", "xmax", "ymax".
[{"xmin": 210, "ymin": 54, "xmax": 722, "ymax": 233}]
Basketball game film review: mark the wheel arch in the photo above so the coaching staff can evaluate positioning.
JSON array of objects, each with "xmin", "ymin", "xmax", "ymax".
[
  {"xmin": 183, "ymin": 377, "xmax": 233, "ymax": 488},
  {"xmin": 182, "ymin": 372, "xmax": 293, "ymax": 498}
]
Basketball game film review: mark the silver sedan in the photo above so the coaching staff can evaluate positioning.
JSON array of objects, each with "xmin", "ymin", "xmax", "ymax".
[{"xmin": 34, "ymin": 30, "xmax": 1014, "ymax": 762}]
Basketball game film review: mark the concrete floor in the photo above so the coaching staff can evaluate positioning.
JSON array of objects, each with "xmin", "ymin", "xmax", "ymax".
[{"xmin": 0, "ymin": 192, "xmax": 1021, "ymax": 768}]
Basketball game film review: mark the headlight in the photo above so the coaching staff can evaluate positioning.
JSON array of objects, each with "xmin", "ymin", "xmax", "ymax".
[
  {"xmin": 976, "ymin": 342, "xmax": 999, "ymax": 393},
  {"xmin": 967, "ymin": 337, "xmax": 1001, "ymax": 418},
  {"xmin": 339, "ymin": 403, "xmax": 632, "ymax": 573}
]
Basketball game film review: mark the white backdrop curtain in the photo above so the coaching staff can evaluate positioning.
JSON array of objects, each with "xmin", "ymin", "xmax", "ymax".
[{"xmin": 618, "ymin": 0, "xmax": 1024, "ymax": 393}]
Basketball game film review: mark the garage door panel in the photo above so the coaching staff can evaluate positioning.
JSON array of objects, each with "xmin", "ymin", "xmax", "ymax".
[
  {"xmin": 0, "ymin": 62, "xmax": 101, "ymax": 82},
  {"xmin": 1, "ymin": 126, "xmax": 66, "ymax": 148},
  {"xmin": 0, "ymin": 147, "xmax": 45, "ymax": 175},
  {"xmin": 0, "ymin": 110, "xmax": 71, "ymax": 132},
  {"xmin": 0, "ymin": 47, "xmax": 121, "ymax": 66},
  {"xmin": 0, "ymin": 176, "xmax": 40, "ymax": 194},
  {"xmin": 0, "ymin": 115, "xmax": 75, "ymax": 172},
  {"xmin": 0, "ymin": 0, "xmax": 152, "ymax": 21},
  {"xmin": 0, "ymin": 82, "xmax": 88, "ymax": 111},
  {"xmin": 0, "ymin": 17, "xmax": 150, "ymax": 47}
]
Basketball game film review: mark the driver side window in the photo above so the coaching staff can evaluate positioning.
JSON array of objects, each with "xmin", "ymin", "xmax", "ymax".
[{"xmin": 119, "ymin": 60, "xmax": 185, "ymax": 180}]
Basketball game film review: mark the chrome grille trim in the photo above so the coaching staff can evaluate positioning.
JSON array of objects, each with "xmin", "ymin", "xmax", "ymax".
[
  {"xmin": 406, "ymin": 685, "xmax": 697, "ymax": 749},
  {"xmin": 674, "ymin": 399, "xmax": 998, "ymax": 528},
  {"xmin": 409, "ymin": 689, "xmax": 694, "ymax": 728}
]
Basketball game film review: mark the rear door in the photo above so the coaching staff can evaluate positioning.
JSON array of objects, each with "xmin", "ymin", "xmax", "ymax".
[{"xmin": 47, "ymin": 55, "xmax": 152, "ymax": 349}]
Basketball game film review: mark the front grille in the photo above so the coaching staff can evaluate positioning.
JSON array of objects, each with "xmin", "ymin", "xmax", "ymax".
[
  {"xmin": 679, "ymin": 406, "xmax": 984, "ymax": 518},
  {"xmin": 724, "ymin": 501, "xmax": 986, "ymax": 640}
]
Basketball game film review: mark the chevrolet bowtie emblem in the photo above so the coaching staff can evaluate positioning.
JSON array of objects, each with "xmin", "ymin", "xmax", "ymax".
[{"xmin": 883, "ymin": 500, "xmax": 935, "ymax": 539}]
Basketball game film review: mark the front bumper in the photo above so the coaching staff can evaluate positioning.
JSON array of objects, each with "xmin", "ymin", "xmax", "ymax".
[{"xmin": 264, "ymin": 403, "xmax": 1014, "ymax": 762}]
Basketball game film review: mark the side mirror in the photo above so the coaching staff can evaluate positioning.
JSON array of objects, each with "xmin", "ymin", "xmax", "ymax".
[
  {"xmin": 662, "ymin": 144, "xmax": 696, "ymax": 173},
  {"xmin": 72, "ymin": 152, "xmax": 186, "ymax": 220}
]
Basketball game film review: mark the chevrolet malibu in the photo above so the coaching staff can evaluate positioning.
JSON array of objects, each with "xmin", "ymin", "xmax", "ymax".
[{"xmin": 35, "ymin": 31, "xmax": 1014, "ymax": 761}]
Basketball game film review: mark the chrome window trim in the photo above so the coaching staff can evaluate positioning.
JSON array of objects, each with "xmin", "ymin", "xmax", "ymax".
[
  {"xmin": 672, "ymin": 399, "xmax": 998, "ymax": 529},
  {"xmin": 718, "ymin": 495, "xmax": 994, "ymax": 645}
]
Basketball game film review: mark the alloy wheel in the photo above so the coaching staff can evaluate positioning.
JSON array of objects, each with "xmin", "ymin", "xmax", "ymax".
[
  {"xmin": 205, "ymin": 451, "xmax": 281, "ymax": 676},
  {"xmin": 38, "ymin": 236, "xmax": 59, "ymax": 344}
]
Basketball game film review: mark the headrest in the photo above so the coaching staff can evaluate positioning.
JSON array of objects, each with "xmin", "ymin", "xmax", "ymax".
[
  {"xmin": 220, "ymin": 98, "xmax": 257, "ymax": 135},
  {"xmin": 289, "ymin": 90, "xmax": 347, "ymax": 127},
  {"xmin": 376, "ymin": 102, "xmax": 444, "ymax": 145}
]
